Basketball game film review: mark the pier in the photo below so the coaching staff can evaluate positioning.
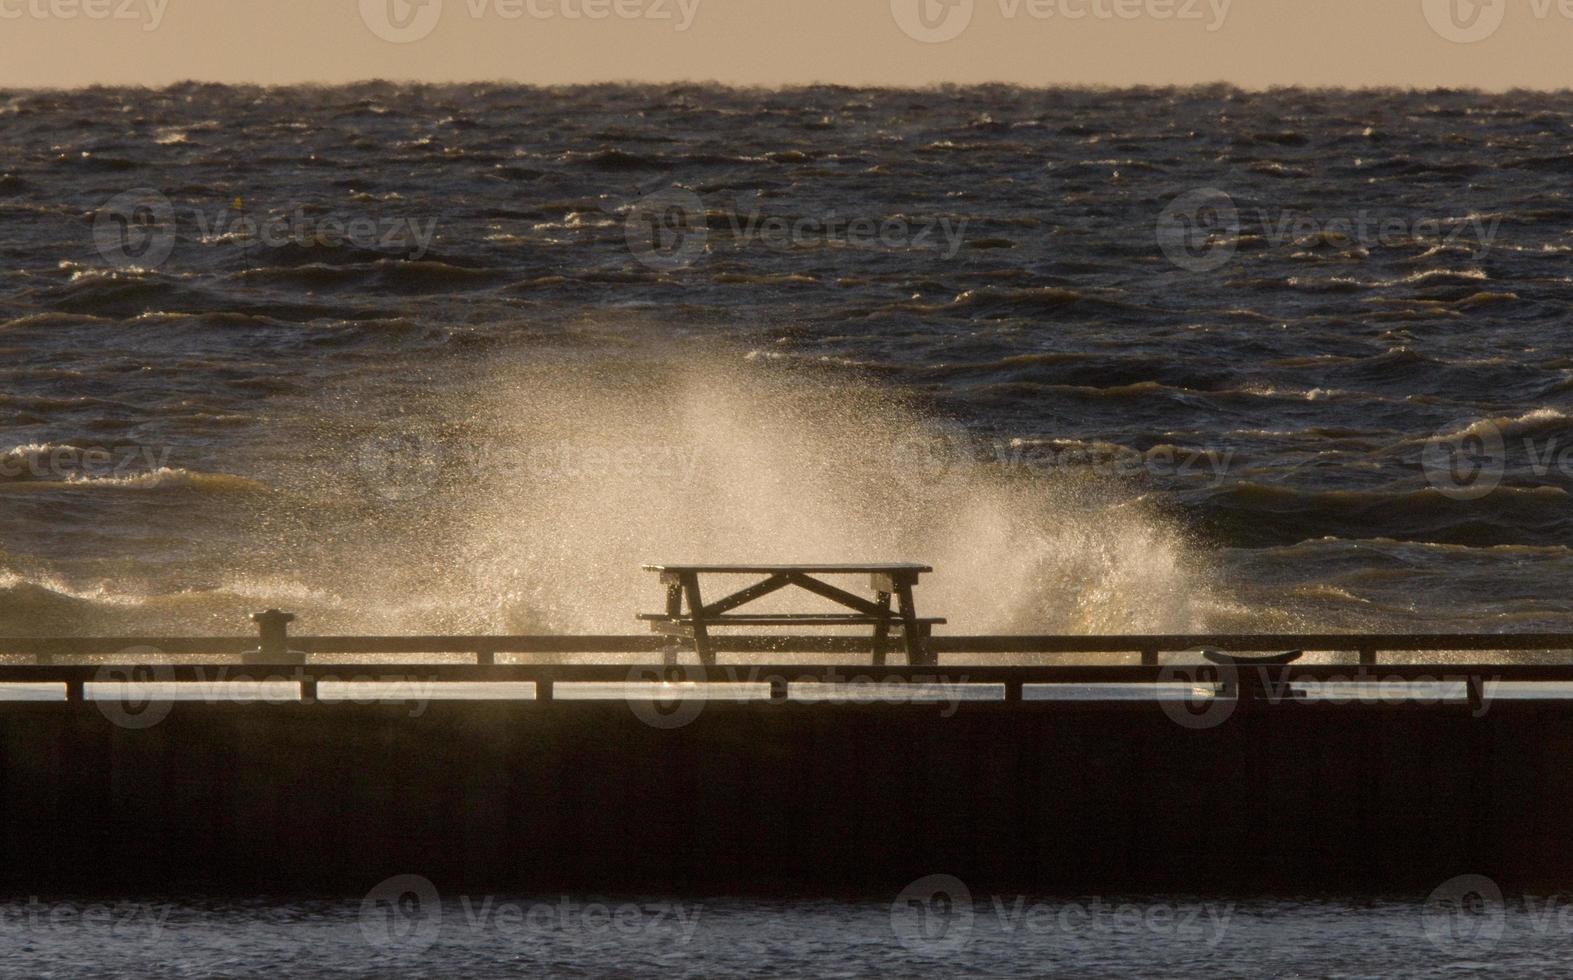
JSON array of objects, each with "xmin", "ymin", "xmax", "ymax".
[{"xmin": 5, "ymin": 616, "xmax": 1573, "ymax": 893}]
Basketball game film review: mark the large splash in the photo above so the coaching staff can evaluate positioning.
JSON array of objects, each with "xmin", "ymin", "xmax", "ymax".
[
  {"xmin": 0, "ymin": 347, "xmax": 1228, "ymax": 637},
  {"xmin": 332, "ymin": 351, "xmax": 1222, "ymax": 636}
]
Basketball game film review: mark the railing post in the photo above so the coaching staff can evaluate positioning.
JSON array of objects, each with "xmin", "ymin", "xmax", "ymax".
[
  {"xmin": 1466, "ymin": 675, "xmax": 1485, "ymax": 714},
  {"xmin": 249, "ymin": 609, "xmax": 301, "ymax": 665}
]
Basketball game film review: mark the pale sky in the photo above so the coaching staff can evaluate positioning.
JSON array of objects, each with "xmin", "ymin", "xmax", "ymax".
[{"xmin": 0, "ymin": 0, "xmax": 1565, "ymax": 89}]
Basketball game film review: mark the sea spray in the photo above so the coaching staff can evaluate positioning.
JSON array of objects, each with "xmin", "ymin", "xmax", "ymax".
[
  {"xmin": 401, "ymin": 352, "xmax": 1220, "ymax": 637},
  {"xmin": 0, "ymin": 348, "xmax": 1224, "ymax": 639}
]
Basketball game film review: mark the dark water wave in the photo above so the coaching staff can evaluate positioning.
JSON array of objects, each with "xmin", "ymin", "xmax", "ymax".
[{"xmin": 2, "ymin": 83, "xmax": 1572, "ymax": 632}]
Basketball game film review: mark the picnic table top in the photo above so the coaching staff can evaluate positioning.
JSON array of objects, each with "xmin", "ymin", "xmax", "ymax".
[{"xmin": 641, "ymin": 563, "xmax": 932, "ymax": 575}]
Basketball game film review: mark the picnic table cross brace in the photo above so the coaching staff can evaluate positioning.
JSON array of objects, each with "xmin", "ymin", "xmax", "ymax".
[{"xmin": 640, "ymin": 564, "xmax": 941, "ymax": 667}]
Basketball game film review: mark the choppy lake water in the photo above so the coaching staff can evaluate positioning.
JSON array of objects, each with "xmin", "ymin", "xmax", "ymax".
[
  {"xmin": 2, "ymin": 83, "xmax": 1570, "ymax": 635},
  {"xmin": 2, "ymin": 888, "xmax": 1567, "ymax": 979}
]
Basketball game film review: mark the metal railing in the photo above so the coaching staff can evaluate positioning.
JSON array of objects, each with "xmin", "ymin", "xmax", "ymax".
[
  {"xmin": 3, "ymin": 608, "xmax": 1573, "ymax": 663},
  {"xmin": 0, "ymin": 611, "xmax": 1571, "ymax": 710}
]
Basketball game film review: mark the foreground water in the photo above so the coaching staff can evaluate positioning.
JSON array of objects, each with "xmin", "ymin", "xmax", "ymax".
[
  {"xmin": 0, "ymin": 889, "xmax": 1560, "ymax": 979},
  {"xmin": 2, "ymin": 83, "xmax": 1571, "ymax": 635}
]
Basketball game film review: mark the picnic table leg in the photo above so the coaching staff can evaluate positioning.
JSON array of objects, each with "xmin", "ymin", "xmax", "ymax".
[
  {"xmin": 680, "ymin": 572, "xmax": 714, "ymax": 667},
  {"xmin": 871, "ymin": 590, "xmax": 893, "ymax": 666},
  {"xmin": 663, "ymin": 581, "xmax": 683, "ymax": 666},
  {"xmin": 895, "ymin": 582, "xmax": 927, "ymax": 667}
]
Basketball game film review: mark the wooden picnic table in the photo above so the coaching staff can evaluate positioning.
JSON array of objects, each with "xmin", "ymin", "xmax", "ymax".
[{"xmin": 639, "ymin": 563, "xmax": 944, "ymax": 667}]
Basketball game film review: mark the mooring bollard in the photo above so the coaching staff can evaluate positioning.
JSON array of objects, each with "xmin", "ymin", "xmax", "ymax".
[{"xmin": 248, "ymin": 609, "xmax": 303, "ymax": 665}]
